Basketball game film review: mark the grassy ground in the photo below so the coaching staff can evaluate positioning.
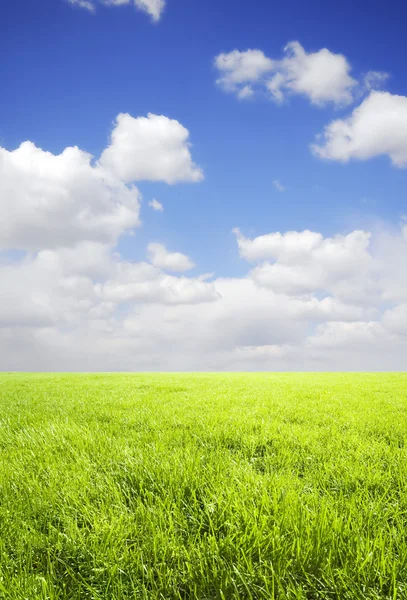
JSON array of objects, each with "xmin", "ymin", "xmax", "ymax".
[{"xmin": 0, "ymin": 373, "xmax": 407, "ymax": 599}]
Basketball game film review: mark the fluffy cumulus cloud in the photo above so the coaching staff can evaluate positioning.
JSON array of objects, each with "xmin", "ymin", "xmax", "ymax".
[
  {"xmin": 1, "ymin": 167, "xmax": 407, "ymax": 371},
  {"xmin": 99, "ymin": 261, "xmax": 218, "ymax": 306},
  {"xmin": 0, "ymin": 142, "xmax": 141, "ymax": 251},
  {"xmin": 312, "ymin": 91, "xmax": 407, "ymax": 167},
  {"xmin": 68, "ymin": 0, "xmax": 165, "ymax": 21},
  {"xmin": 100, "ymin": 113, "xmax": 203, "ymax": 184},
  {"xmin": 233, "ymin": 228, "xmax": 374, "ymax": 301},
  {"xmin": 0, "ymin": 112, "xmax": 227, "ymax": 368},
  {"xmin": 1, "ymin": 113, "xmax": 406, "ymax": 371},
  {"xmin": 0, "ymin": 112, "xmax": 202, "ymax": 251},
  {"xmin": 147, "ymin": 243, "xmax": 195, "ymax": 272},
  {"xmin": 214, "ymin": 41, "xmax": 359, "ymax": 106},
  {"xmin": 215, "ymin": 49, "xmax": 274, "ymax": 99}
]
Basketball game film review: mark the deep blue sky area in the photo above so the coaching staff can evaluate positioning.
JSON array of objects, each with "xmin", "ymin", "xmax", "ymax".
[{"xmin": 1, "ymin": 0, "xmax": 406, "ymax": 276}]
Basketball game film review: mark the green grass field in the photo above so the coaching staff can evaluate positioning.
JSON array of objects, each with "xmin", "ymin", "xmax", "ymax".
[{"xmin": 1, "ymin": 373, "xmax": 407, "ymax": 599}]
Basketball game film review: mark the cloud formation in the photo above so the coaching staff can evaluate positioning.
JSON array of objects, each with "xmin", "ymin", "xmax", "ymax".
[
  {"xmin": 312, "ymin": 91, "xmax": 407, "ymax": 167},
  {"xmin": 0, "ymin": 143, "xmax": 141, "ymax": 251},
  {"xmin": 1, "ymin": 219, "xmax": 407, "ymax": 370},
  {"xmin": 1, "ymin": 111, "xmax": 406, "ymax": 371},
  {"xmin": 0, "ymin": 112, "xmax": 202, "ymax": 251},
  {"xmin": 215, "ymin": 41, "xmax": 359, "ymax": 106},
  {"xmin": 147, "ymin": 243, "xmax": 195, "ymax": 272},
  {"xmin": 100, "ymin": 113, "xmax": 203, "ymax": 184},
  {"xmin": 234, "ymin": 228, "xmax": 373, "ymax": 300},
  {"xmin": 273, "ymin": 179, "xmax": 286, "ymax": 192},
  {"xmin": 68, "ymin": 0, "xmax": 165, "ymax": 21},
  {"xmin": 149, "ymin": 199, "xmax": 164, "ymax": 212},
  {"xmin": 214, "ymin": 42, "xmax": 397, "ymax": 169},
  {"xmin": 68, "ymin": 0, "xmax": 95, "ymax": 11}
]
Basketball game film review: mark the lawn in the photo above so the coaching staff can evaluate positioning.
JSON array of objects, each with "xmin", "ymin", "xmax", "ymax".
[{"xmin": 0, "ymin": 373, "xmax": 406, "ymax": 599}]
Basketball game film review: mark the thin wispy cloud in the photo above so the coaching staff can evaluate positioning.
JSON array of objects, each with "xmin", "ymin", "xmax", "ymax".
[
  {"xmin": 273, "ymin": 179, "xmax": 286, "ymax": 192},
  {"xmin": 68, "ymin": 0, "xmax": 95, "ymax": 11},
  {"xmin": 67, "ymin": 0, "xmax": 165, "ymax": 21},
  {"xmin": 149, "ymin": 199, "xmax": 164, "ymax": 212}
]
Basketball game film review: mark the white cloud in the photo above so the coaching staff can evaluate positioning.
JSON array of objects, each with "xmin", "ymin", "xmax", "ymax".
[
  {"xmin": 147, "ymin": 243, "xmax": 195, "ymax": 272},
  {"xmin": 233, "ymin": 228, "xmax": 379, "ymax": 304},
  {"xmin": 276, "ymin": 41, "xmax": 357, "ymax": 106},
  {"xmin": 149, "ymin": 199, "xmax": 164, "ymax": 212},
  {"xmin": 233, "ymin": 228, "xmax": 334, "ymax": 262},
  {"xmin": 238, "ymin": 85, "xmax": 255, "ymax": 99},
  {"xmin": 68, "ymin": 0, "xmax": 95, "ymax": 11},
  {"xmin": 0, "ymin": 142, "xmax": 141, "ymax": 250},
  {"xmin": 371, "ymin": 226, "xmax": 407, "ymax": 303},
  {"xmin": 273, "ymin": 179, "xmax": 286, "ymax": 192},
  {"xmin": 312, "ymin": 91, "xmax": 407, "ymax": 167},
  {"xmin": 300, "ymin": 321, "xmax": 401, "ymax": 370},
  {"xmin": 0, "ymin": 112, "xmax": 218, "ymax": 363},
  {"xmin": 0, "ymin": 244, "xmax": 219, "ymax": 335},
  {"xmin": 215, "ymin": 49, "xmax": 274, "ymax": 93},
  {"xmin": 134, "ymin": 0, "xmax": 165, "ymax": 21},
  {"xmin": 100, "ymin": 113, "xmax": 203, "ymax": 184},
  {"xmin": 100, "ymin": 261, "xmax": 219, "ymax": 306},
  {"xmin": 214, "ymin": 41, "xmax": 358, "ymax": 106},
  {"xmin": 119, "ymin": 278, "xmax": 319, "ymax": 361},
  {"xmin": 1, "ymin": 117, "xmax": 407, "ymax": 376},
  {"xmin": 6, "ymin": 233, "xmax": 405, "ymax": 371},
  {"xmin": 383, "ymin": 304, "xmax": 407, "ymax": 337},
  {"xmin": 68, "ymin": 0, "xmax": 166, "ymax": 21},
  {"xmin": 0, "ymin": 113, "xmax": 202, "ymax": 251},
  {"xmin": 299, "ymin": 318, "xmax": 407, "ymax": 371},
  {"xmin": 0, "ymin": 247, "xmax": 101, "ymax": 329},
  {"xmin": 364, "ymin": 71, "xmax": 390, "ymax": 91}
]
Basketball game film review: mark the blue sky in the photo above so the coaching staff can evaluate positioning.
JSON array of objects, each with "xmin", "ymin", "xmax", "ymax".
[{"xmin": 1, "ymin": 0, "xmax": 407, "ymax": 370}]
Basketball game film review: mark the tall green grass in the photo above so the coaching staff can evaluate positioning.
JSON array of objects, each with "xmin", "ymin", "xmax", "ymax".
[{"xmin": 0, "ymin": 373, "xmax": 407, "ymax": 599}]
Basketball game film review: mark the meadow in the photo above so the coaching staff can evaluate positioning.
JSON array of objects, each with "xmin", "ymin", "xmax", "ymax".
[{"xmin": 0, "ymin": 373, "xmax": 407, "ymax": 599}]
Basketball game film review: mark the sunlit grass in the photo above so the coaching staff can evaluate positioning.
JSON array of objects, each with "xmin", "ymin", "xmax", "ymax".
[{"xmin": 0, "ymin": 372, "xmax": 407, "ymax": 599}]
